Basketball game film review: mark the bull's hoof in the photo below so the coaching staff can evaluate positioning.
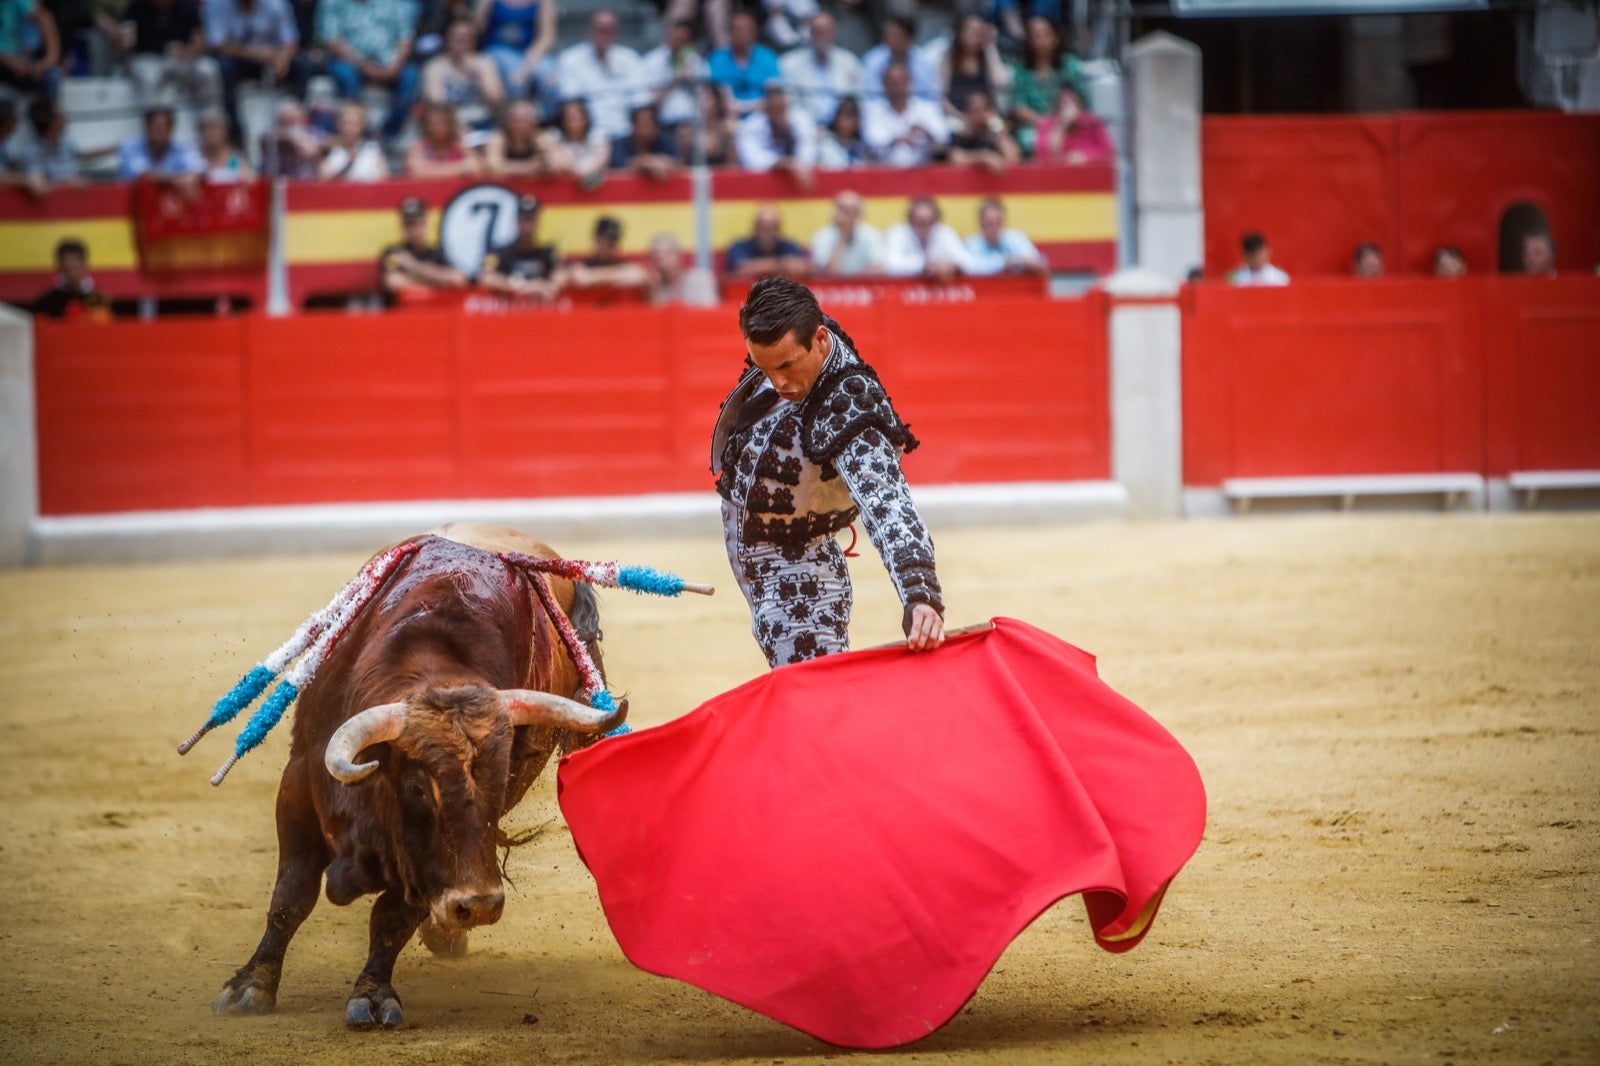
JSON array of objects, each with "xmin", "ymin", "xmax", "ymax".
[
  {"xmin": 345, "ymin": 989, "xmax": 404, "ymax": 1029},
  {"xmin": 419, "ymin": 917, "xmax": 470, "ymax": 957},
  {"xmin": 213, "ymin": 980, "xmax": 276, "ymax": 1016}
]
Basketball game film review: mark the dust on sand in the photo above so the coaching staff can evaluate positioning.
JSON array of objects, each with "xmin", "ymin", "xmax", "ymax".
[{"xmin": 1, "ymin": 514, "xmax": 1595, "ymax": 1065}]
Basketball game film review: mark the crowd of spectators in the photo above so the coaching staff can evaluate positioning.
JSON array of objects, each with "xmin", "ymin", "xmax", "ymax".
[
  {"xmin": 365, "ymin": 187, "xmax": 1046, "ymax": 313},
  {"xmin": 2, "ymin": 1, "xmax": 1114, "ymax": 194}
]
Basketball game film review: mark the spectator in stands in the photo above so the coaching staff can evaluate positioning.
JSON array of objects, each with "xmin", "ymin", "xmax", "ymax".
[
  {"xmin": 32, "ymin": 236, "xmax": 111, "ymax": 319},
  {"xmin": 0, "ymin": 99, "xmax": 22, "ymax": 184},
  {"xmin": 482, "ymin": 98, "xmax": 545, "ymax": 175},
  {"xmin": 1228, "ymin": 231, "xmax": 1289, "ymax": 287},
  {"xmin": 556, "ymin": 9, "xmax": 643, "ymax": 143},
  {"xmin": 1432, "ymin": 245, "xmax": 1466, "ymax": 279},
  {"xmin": 1352, "ymin": 242, "xmax": 1384, "ymax": 279},
  {"xmin": 861, "ymin": 14, "xmax": 937, "ymax": 102},
  {"xmin": 1009, "ymin": 16, "xmax": 1085, "ymax": 157},
  {"xmin": 609, "ymin": 102, "xmax": 679, "ymax": 178},
  {"xmin": 117, "ymin": 104, "xmax": 204, "ymax": 180},
  {"xmin": 44, "ymin": 0, "xmax": 97, "ymax": 77},
  {"xmin": 197, "ymin": 108, "xmax": 254, "ymax": 181},
  {"xmin": 639, "ymin": 17, "xmax": 704, "ymax": 133},
  {"xmin": 862, "ymin": 61, "xmax": 947, "ymax": 168},
  {"xmin": 0, "ymin": 0, "xmax": 61, "ymax": 99},
  {"xmin": 735, "ymin": 82, "xmax": 816, "ymax": 184},
  {"xmin": 319, "ymin": 99, "xmax": 385, "ymax": 179},
  {"xmin": 939, "ymin": 13, "xmax": 1007, "ymax": 123},
  {"xmin": 473, "ymin": 0, "xmax": 556, "ymax": 105},
  {"xmin": 1521, "ymin": 232, "xmax": 1557, "ymax": 277},
  {"xmin": 421, "ymin": 17, "xmax": 504, "ymax": 126},
  {"xmin": 566, "ymin": 213, "xmax": 653, "ymax": 293},
  {"xmin": 778, "ymin": 11, "xmax": 861, "ymax": 125},
  {"xmin": 725, "ymin": 200, "xmax": 808, "ymax": 280},
  {"xmin": 404, "ymin": 99, "xmax": 480, "ymax": 176},
  {"xmin": 121, "ymin": 0, "xmax": 221, "ymax": 113},
  {"xmin": 380, "ymin": 195, "xmax": 469, "ymax": 302},
  {"xmin": 541, "ymin": 96, "xmax": 607, "ymax": 185},
  {"xmin": 946, "ymin": 91, "xmax": 1018, "ymax": 173},
  {"xmin": 809, "ymin": 188, "xmax": 883, "ymax": 277},
  {"xmin": 18, "ymin": 96, "xmax": 102, "ymax": 194},
  {"xmin": 884, "ymin": 195, "xmax": 971, "ymax": 280},
  {"xmin": 817, "ymin": 94, "xmax": 868, "ymax": 169},
  {"xmin": 479, "ymin": 192, "xmax": 561, "ymax": 301},
  {"xmin": 658, "ymin": 0, "xmax": 730, "ymax": 50},
  {"xmin": 316, "ymin": 0, "xmax": 419, "ymax": 141},
  {"xmin": 760, "ymin": 0, "xmax": 819, "ymax": 51},
  {"xmin": 677, "ymin": 80, "xmax": 735, "ymax": 166},
  {"xmin": 206, "ymin": 0, "xmax": 310, "ymax": 144},
  {"xmin": 708, "ymin": 9, "xmax": 778, "ymax": 118},
  {"xmin": 259, "ymin": 98, "xmax": 322, "ymax": 176},
  {"xmin": 1032, "ymin": 84, "xmax": 1110, "ymax": 166},
  {"xmin": 647, "ymin": 231, "xmax": 714, "ymax": 305},
  {"xmin": 965, "ymin": 196, "xmax": 1046, "ymax": 277}
]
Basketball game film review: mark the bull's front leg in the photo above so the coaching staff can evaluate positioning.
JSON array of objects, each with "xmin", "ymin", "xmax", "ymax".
[
  {"xmin": 214, "ymin": 760, "xmax": 329, "ymax": 1015},
  {"xmin": 345, "ymin": 888, "xmax": 428, "ymax": 1029}
]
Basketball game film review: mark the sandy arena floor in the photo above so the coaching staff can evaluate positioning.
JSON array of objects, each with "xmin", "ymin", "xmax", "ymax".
[{"xmin": 0, "ymin": 513, "xmax": 1596, "ymax": 1065}]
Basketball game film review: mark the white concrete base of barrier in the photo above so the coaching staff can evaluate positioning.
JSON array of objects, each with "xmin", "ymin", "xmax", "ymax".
[
  {"xmin": 1186, "ymin": 474, "xmax": 1488, "ymax": 517},
  {"xmin": 26, "ymin": 481, "xmax": 1130, "ymax": 564}
]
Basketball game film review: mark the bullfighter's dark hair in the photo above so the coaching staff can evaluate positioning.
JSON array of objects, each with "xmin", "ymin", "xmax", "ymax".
[{"xmin": 739, "ymin": 277, "xmax": 824, "ymax": 350}]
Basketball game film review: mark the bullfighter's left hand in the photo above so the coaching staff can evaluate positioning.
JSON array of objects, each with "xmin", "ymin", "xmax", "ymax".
[{"xmin": 906, "ymin": 603, "xmax": 944, "ymax": 653}]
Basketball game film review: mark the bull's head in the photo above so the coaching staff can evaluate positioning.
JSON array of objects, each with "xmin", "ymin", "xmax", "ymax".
[{"xmin": 322, "ymin": 685, "xmax": 625, "ymax": 932}]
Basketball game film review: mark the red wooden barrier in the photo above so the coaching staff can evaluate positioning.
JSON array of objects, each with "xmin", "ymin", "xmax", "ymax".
[
  {"xmin": 1181, "ymin": 276, "xmax": 1600, "ymax": 487},
  {"xmin": 1203, "ymin": 112, "xmax": 1600, "ymax": 279},
  {"xmin": 33, "ymin": 296, "xmax": 1111, "ymax": 516}
]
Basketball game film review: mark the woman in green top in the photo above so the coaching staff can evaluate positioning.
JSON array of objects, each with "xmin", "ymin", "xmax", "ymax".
[{"xmin": 1008, "ymin": 16, "xmax": 1087, "ymax": 158}]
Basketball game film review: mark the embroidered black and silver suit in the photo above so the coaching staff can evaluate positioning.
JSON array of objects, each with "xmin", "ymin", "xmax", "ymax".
[{"xmin": 712, "ymin": 321, "xmax": 944, "ymax": 667}]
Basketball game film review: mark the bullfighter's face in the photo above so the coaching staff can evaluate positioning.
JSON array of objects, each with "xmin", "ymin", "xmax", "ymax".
[{"xmin": 748, "ymin": 325, "xmax": 831, "ymax": 404}]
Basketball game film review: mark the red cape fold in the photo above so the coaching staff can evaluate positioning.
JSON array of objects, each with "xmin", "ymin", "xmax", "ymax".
[{"xmin": 556, "ymin": 617, "xmax": 1206, "ymax": 1049}]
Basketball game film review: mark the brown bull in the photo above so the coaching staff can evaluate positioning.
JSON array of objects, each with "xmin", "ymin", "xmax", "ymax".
[{"xmin": 210, "ymin": 523, "xmax": 626, "ymax": 1028}]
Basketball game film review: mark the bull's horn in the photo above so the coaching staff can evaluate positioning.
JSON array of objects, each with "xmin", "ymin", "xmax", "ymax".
[
  {"xmin": 324, "ymin": 702, "xmax": 409, "ymax": 784},
  {"xmin": 499, "ymin": 690, "xmax": 628, "ymax": 734}
]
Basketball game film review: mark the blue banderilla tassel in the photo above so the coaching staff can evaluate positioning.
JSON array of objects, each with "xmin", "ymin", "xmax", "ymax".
[
  {"xmin": 588, "ymin": 688, "xmax": 631, "ymax": 737},
  {"xmin": 179, "ymin": 664, "xmax": 276, "ymax": 754},
  {"xmin": 615, "ymin": 565, "xmax": 687, "ymax": 597}
]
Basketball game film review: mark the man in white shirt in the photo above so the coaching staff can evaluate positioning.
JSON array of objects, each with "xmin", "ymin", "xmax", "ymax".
[
  {"xmin": 555, "ymin": 9, "xmax": 644, "ymax": 142},
  {"xmin": 884, "ymin": 196, "xmax": 972, "ymax": 280},
  {"xmin": 965, "ymin": 197, "xmax": 1047, "ymax": 276},
  {"xmin": 860, "ymin": 15, "xmax": 940, "ymax": 102},
  {"xmin": 638, "ymin": 17, "xmax": 706, "ymax": 129},
  {"xmin": 810, "ymin": 190, "xmax": 885, "ymax": 276},
  {"xmin": 736, "ymin": 83, "xmax": 819, "ymax": 179},
  {"xmin": 862, "ymin": 61, "xmax": 948, "ymax": 168},
  {"xmin": 1227, "ymin": 231, "xmax": 1290, "ymax": 286},
  {"xmin": 778, "ymin": 12, "xmax": 862, "ymax": 124}
]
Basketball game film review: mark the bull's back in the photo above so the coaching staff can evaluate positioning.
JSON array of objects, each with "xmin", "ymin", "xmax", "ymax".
[{"xmin": 427, "ymin": 523, "xmax": 558, "ymax": 562}]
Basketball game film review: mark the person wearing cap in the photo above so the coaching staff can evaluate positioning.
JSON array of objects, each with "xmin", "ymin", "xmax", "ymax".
[
  {"xmin": 479, "ymin": 195, "xmax": 561, "ymax": 302},
  {"xmin": 32, "ymin": 238, "xmax": 113, "ymax": 321},
  {"xmin": 564, "ymin": 214, "xmax": 653, "ymax": 295},
  {"xmin": 117, "ymin": 106, "xmax": 206, "ymax": 182},
  {"xmin": 378, "ymin": 197, "xmax": 469, "ymax": 304}
]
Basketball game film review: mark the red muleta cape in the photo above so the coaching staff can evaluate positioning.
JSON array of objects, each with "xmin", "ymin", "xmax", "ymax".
[{"xmin": 556, "ymin": 617, "xmax": 1206, "ymax": 1049}]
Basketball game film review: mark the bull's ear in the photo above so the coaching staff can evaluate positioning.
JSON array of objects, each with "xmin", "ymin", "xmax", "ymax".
[{"xmin": 326, "ymin": 702, "xmax": 409, "ymax": 784}]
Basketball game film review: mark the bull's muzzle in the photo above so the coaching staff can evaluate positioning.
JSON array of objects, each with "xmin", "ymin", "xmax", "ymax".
[{"xmin": 433, "ymin": 886, "xmax": 506, "ymax": 930}]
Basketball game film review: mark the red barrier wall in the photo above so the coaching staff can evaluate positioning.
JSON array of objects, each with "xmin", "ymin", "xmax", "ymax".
[
  {"xmin": 1203, "ymin": 112, "xmax": 1600, "ymax": 278},
  {"xmin": 1181, "ymin": 276, "xmax": 1600, "ymax": 487},
  {"xmin": 33, "ymin": 295, "xmax": 1110, "ymax": 516}
]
